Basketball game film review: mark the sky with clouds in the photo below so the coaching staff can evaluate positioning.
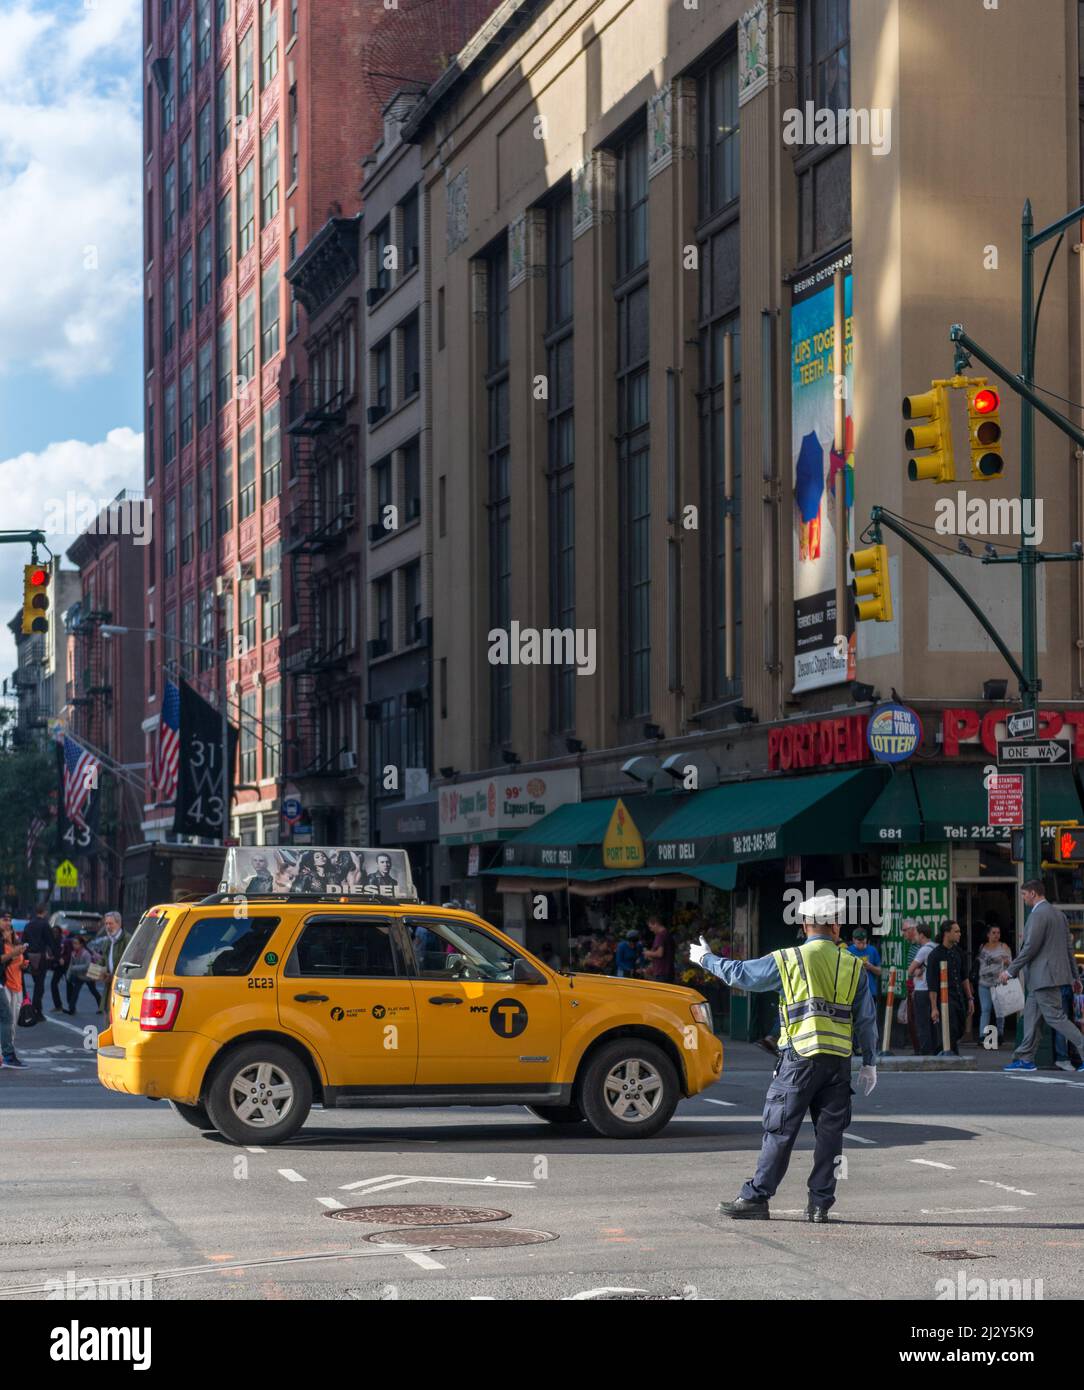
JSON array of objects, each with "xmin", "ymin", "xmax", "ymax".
[{"xmin": 0, "ymin": 0, "xmax": 143, "ymax": 674}]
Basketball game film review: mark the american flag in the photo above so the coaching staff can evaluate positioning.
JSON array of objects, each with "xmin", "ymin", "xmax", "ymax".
[
  {"xmin": 62, "ymin": 735, "xmax": 99, "ymax": 828},
  {"xmin": 154, "ymin": 681, "xmax": 182, "ymax": 804},
  {"xmin": 26, "ymin": 816, "xmax": 45, "ymax": 867}
]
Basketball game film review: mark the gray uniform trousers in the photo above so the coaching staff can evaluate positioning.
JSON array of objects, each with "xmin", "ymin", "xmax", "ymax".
[
  {"xmin": 740, "ymin": 1047, "xmax": 854, "ymax": 1208},
  {"xmin": 1014, "ymin": 985, "xmax": 1084, "ymax": 1062}
]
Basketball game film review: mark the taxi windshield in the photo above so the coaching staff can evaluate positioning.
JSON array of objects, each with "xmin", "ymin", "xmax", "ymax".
[{"xmin": 410, "ymin": 918, "xmax": 518, "ymax": 982}]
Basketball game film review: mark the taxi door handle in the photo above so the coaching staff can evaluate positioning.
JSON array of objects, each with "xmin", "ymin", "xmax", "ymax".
[
  {"xmin": 428, "ymin": 995, "xmax": 462, "ymax": 1005},
  {"xmin": 294, "ymin": 993, "xmax": 329, "ymax": 1003}
]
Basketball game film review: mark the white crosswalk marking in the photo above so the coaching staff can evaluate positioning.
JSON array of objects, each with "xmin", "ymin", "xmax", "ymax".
[{"xmin": 278, "ymin": 1169, "xmax": 306, "ymax": 1183}]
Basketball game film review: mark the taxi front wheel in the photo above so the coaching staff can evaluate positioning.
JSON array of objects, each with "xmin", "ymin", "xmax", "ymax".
[
  {"xmin": 205, "ymin": 1043, "xmax": 312, "ymax": 1146},
  {"xmin": 580, "ymin": 1039, "xmax": 679, "ymax": 1139}
]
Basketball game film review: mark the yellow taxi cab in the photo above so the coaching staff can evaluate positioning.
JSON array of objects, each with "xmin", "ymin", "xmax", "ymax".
[{"xmin": 97, "ymin": 847, "xmax": 722, "ymax": 1145}]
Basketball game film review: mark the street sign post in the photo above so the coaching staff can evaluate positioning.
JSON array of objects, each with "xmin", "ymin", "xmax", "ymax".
[
  {"xmin": 988, "ymin": 774, "xmax": 1024, "ymax": 826},
  {"xmin": 996, "ymin": 738, "xmax": 1072, "ymax": 768},
  {"xmin": 1006, "ymin": 710, "xmax": 1037, "ymax": 739}
]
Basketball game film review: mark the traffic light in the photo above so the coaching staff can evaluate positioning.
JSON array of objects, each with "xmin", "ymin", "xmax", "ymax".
[
  {"xmin": 966, "ymin": 383, "xmax": 1004, "ymax": 480},
  {"xmin": 21, "ymin": 563, "xmax": 49, "ymax": 635},
  {"xmin": 850, "ymin": 543, "xmax": 893, "ymax": 622},
  {"xmin": 903, "ymin": 385, "xmax": 954, "ymax": 483},
  {"xmin": 1055, "ymin": 825, "xmax": 1084, "ymax": 863}
]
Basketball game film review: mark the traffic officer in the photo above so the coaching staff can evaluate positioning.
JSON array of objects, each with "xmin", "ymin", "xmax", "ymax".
[{"xmin": 690, "ymin": 888, "xmax": 878, "ymax": 1222}]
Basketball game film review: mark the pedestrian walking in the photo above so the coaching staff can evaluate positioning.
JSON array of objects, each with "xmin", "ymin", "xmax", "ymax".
[
  {"xmin": 847, "ymin": 926, "xmax": 882, "ymax": 1001},
  {"xmin": 976, "ymin": 923, "xmax": 1012, "ymax": 1048},
  {"xmin": 1053, "ymin": 984, "xmax": 1083, "ymax": 1071},
  {"xmin": 908, "ymin": 923, "xmax": 936, "ymax": 1055},
  {"xmin": 0, "ymin": 913, "xmax": 29, "ymax": 1068},
  {"xmin": 22, "ymin": 903, "xmax": 51, "ymax": 1023},
  {"xmin": 88, "ymin": 911, "xmax": 130, "ymax": 1023},
  {"xmin": 65, "ymin": 935, "xmax": 102, "ymax": 1014},
  {"xmin": 614, "ymin": 929, "xmax": 643, "ymax": 978},
  {"xmin": 643, "ymin": 915, "xmax": 675, "ymax": 984},
  {"xmin": 1002, "ymin": 880, "xmax": 1084, "ymax": 1074},
  {"xmin": 691, "ymin": 888, "xmax": 878, "ymax": 1222},
  {"xmin": 926, "ymin": 921, "xmax": 972, "ymax": 1055},
  {"xmin": 47, "ymin": 923, "xmax": 72, "ymax": 1013}
]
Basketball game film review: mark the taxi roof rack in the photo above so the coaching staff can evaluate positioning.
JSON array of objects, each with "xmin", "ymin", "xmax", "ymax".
[{"xmin": 197, "ymin": 891, "xmax": 427, "ymax": 907}]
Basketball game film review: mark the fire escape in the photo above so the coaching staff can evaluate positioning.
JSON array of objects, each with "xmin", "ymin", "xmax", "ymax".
[
  {"xmin": 67, "ymin": 604, "xmax": 113, "ymax": 752},
  {"xmin": 284, "ymin": 380, "xmax": 355, "ymax": 777}
]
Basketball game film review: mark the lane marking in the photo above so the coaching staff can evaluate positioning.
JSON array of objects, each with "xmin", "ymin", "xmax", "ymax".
[
  {"xmin": 1005, "ymin": 1074, "xmax": 1084, "ymax": 1086},
  {"xmin": 279, "ymin": 1169, "xmax": 307, "ymax": 1183},
  {"xmin": 842, "ymin": 1133, "xmax": 876, "ymax": 1145},
  {"xmin": 910, "ymin": 1160, "xmax": 956, "ymax": 1170},
  {"xmin": 920, "ymin": 1205, "xmax": 1023, "ymax": 1214},
  {"xmin": 699, "ymin": 1098, "xmax": 738, "ymax": 1107},
  {"xmin": 977, "ymin": 1179, "xmax": 1036, "ymax": 1197},
  {"xmin": 317, "ymin": 1197, "xmax": 345, "ymax": 1210},
  {"xmin": 61, "ymin": 1079, "xmax": 99, "ymax": 1086},
  {"xmin": 39, "ymin": 1016, "xmax": 95, "ymax": 1040},
  {"xmin": 403, "ymin": 1252, "xmax": 445, "ymax": 1270},
  {"xmin": 246, "ymin": 1147, "xmax": 266, "ymax": 1154},
  {"xmin": 339, "ymin": 1173, "xmax": 535, "ymax": 1194}
]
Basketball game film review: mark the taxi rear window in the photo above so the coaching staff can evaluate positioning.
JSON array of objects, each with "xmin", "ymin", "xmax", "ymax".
[
  {"xmin": 116, "ymin": 911, "xmax": 171, "ymax": 981},
  {"xmin": 174, "ymin": 915, "xmax": 281, "ymax": 977}
]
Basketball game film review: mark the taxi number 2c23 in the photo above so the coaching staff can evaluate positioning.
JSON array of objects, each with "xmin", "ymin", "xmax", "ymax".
[{"xmin": 247, "ymin": 977, "xmax": 275, "ymax": 990}]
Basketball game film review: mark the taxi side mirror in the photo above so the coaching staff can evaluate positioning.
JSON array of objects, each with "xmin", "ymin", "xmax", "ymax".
[{"xmin": 512, "ymin": 957, "xmax": 545, "ymax": 985}]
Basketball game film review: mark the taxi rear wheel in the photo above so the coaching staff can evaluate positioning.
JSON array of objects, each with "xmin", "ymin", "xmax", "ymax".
[
  {"xmin": 526, "ymin": 1103, "xmax": 586, "ymax": 1126},
  {"xmin": 579, "ymin": 1039, "xmax": 679, "ymax": 1139},
  {"xmin": 205, "ymin": 1043, "xmax": 312, "ymax": 1146},
  {"xmin": 169, "ymin": 1099, "xmax": 215, "ymax": 1131}
]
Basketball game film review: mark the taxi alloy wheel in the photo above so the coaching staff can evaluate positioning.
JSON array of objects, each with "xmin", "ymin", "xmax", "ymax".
[
  {"xmin": 206, "ymin": 1042, "xmax": 312, "ymax": 1145},
  {"xmin": 580, "ymin": 1039, "xmax": 679, "ymax": 1140}
]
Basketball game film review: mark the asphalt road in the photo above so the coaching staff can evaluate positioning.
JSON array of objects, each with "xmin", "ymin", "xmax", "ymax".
[{"xmin": 2, "ymin": 1010, "xmax": 1082, "ymax": 1301}]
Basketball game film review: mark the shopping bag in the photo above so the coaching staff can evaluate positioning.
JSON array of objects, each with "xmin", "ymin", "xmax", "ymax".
[
  {"xmin": 896, "ymin": 998, "xmax": 909, "ymax": 1025},
  {"xmin": 992, "ymin": 977, "xmax": 1025, "ymax": 1017}
]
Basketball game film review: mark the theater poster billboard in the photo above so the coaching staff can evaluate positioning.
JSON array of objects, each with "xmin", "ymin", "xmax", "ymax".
[{"xmin": 791, "ymin": 255, "xmax": 855, "ymax": 692}]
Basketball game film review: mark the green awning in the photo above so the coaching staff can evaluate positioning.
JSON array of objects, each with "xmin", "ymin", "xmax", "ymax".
[
  {"xmin": 687, "ymin": 862, "xmax": 737, "ymax": 891},
  {"xmin": 860, "ymin": 770, "xmax": 924, "ymax": 844},
  {"xmin": 915, "ymin": 765, "xmax": 1084, "ymax": 842},
  {"xmin": 493, "ymin": 792, "xmax": 678, "ymax": 873}
]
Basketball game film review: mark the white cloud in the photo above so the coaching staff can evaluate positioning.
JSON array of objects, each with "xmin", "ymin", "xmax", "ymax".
[
  {"xmin": 0, "ymin": 0, "xmax": 142, "ymax": 382},
  {"xmin": 0, "ymin": 426, "xmax": 144, "ymax": 673}
]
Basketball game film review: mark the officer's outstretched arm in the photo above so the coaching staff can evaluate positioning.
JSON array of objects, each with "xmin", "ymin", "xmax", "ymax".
[{"xmin": 691, "ymin": 939, "xmax": 782, "ymax": 993}]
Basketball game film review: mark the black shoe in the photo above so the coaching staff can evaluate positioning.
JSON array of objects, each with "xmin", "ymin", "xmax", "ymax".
[
  {"xmin": 718, "ymin": 1197, "xmax": 770, "ymax": 1220},
  {"xmin": 5, "ymin": 1057, "xmax": 28, "ymax": 1069},
  {"xmin": 806, "ymin": 1203, "xmax": 832, "ymax": 1223}
]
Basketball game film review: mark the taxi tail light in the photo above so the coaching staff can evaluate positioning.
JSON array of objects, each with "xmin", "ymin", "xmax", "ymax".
[{"xmin": 139, "ymin": 987, "xmax": 183, "ymax": 1031}]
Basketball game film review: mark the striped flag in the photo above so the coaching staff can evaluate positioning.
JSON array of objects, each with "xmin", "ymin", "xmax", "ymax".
[
  {"xmin": 154, "ymin": 681, "xmax": 182, "ymax": 804},
  {"xmin": 62, "ymin": 735, "xmax": 99, "ymax": 828},
  {"xmin": 26, "ymin": 815, "xmax": 45, "ymax": 867}
]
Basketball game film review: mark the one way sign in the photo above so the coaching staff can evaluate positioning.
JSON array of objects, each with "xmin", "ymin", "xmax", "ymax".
[
  {"xmin": 996, "ymin": 738, "xmax": 1073, "ymax": 768},
  {"xmin": 1006, "ymin": 710, "xmax": 1037, "ymax": 740}
]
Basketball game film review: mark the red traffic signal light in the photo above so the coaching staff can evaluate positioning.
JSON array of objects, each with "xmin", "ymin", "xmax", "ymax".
[{"xmin": 972, "ymin": 388, "xmax": 999, "ymax": 415}]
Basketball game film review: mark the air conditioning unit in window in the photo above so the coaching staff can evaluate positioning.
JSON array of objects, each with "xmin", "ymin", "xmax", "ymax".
[{"xmin": 339, "ymin": 749, "xmax": 358, "ymax": 772}]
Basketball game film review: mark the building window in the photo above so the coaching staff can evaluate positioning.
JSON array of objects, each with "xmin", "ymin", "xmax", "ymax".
[
  {"xmin": 798, "ymin": 0, "xmax": 850, "ymax": 114},
  {"xmin": 547, "ymin": 188, "xmax": 573, "ymax": 329},
  {"xmin": 486, "ymin": 238, "xmax": 511, "ymax": 746},
  {"xmin": 164, "ymin": 496, "xmax": 177, "ymax": 576},
  {"xmin": 616, "ymin": 125, "xmax": 648, "ymax": 278},
  {"xmin": 147, "ymin": 402, "xmax": 155, "ymax": 481},
  {"xmin": 162, "ymin": 274, "xmax": 175, "ymax": 356},
  {"xmin": 238, "ymin": 160, "xmax": 255, "ymax": 255},
  {"xmin": 400, "ymin": 190, "xmax": 419, "ymax": 270},
  {"xmin": 402, "ymin": 437, "xmax": 420, "ymax": 520},
  {"xmin": 198, "ymin": 462, "xmax": 213, "ymax": 551},
  {"xmin": 179, "ymin": 136, "xmax": 193, "ymax": 217},
  {"xmin": 238, "ymin": 25, "xmax": 255, "ymax": 118},
  {"xmin": 163, "ymin": 161, "xmax": 176, "ymax": 243},
  {"xmin": 197, "ymin": 338, "xmax": 213, "ymax": 427},
  {"xmin": 261, "ymin": 123, "xmax": 279, "ymax": 225},
  {"xmin": 402, "ymin": 314, "xmax": 419, "ymax": 397},
  {"xmin": 179, "ymin": 15, "xmax": 193, "ymax": 96},
  {"xmin": 216, "ymin": 0, "xmax": 230, "ymax": 28},
  {"xmin": 261, "ymin": 259, "xmax": 280, "ymax": 362},
  {"xmin": 223, "ymin": 588, "xmax": 233, "ymax": 657},
  {"xmin": 240, "ymin": 581, "xmax": 256, "ymax": 652},
  {"xmin": 180, "ymin": 248, "xmax": 193, "ymax": 330},
  {"xmin": 374, "ymin": 575, "xmax": 391, "ymax": 649},
  {"xmin": 373, "ymin": 219, "xmax": 392, "ymax": 295},
  {"xmin": 700, "ymin": 47, "xmax": 740, "ymax": 218},
  {"xmin": 180, "ymin": 362, "xmax": 194, "ymax": 446},
  {"xmin": 261, "ymin": 400, "xmax": 280, "ymax": 498},
  {"xmin": 260, "ymin": 0, "xmax": 278, "ymax": 88},
  {"xmin": 373, "ymin": 338, "xmax": 390, "ymax": 413},
  {"xmin": 238, "ymin": 424, "xmax": 256, "ymax": 518},
  {"xmin": 181, "ymin": 479, "xmax": 195, "ymax": 565},
  {"xmin": 289, "ymin": 84, "xmax": 298, "ymax": 184},
  {"xmin": 197, "ymin": 221, "xmax": 213, "ymax": 309},
  {"xmin": 197, "ymin": 101, "xmax": 212, "ymax": 188},
  {"xmin": 164, "ymin": 382, "xmax": 177, "ymax": 464},
  {"xmin": 403, "ymin": 561, "xmax": 421, "ymax": 644},
  {"xmin": 160, "ymin": 53, "xmax": 175, "ymax": 132},
  {"xmin": 240, "ymin": 690, "xmax": 257, "ymax": 782},
  {"xmin": 701, "ymin": 309, "xmax": 742, "ymax": 699},
  {"xmin": 146, "ymin": 296, "xmax": 154, "ymax": 372},
  {"xmin": 290, "ymin": 0, "xmax": 298, "ymax": 36},
  {"xmin": 197, "ymin": 0, "xmax": 212, "ymax": 67},
  {"xmin": 237, "ymin": 288, "xmax": 255, "ymax": 382},
  {"xmin": 216, "ymin": 64, "xmax": 232, "ymax": 154},
  {"xmin": 263, "ymin": 681, "xmax": 281, "ymax": 779},
  {"xmin": 262, "ymin": 541, "xmax": 281, "ymax": 639},
  {"xmin": 218, "ymin": 443, "xmax": 233, "ymax": 535},
  {"xmin": 616, "ymin": 284, "xmax": 650, "ymax": 717},
  {"xmin": 547, "ymin": 191, "xmax": 575, "ymax": 731},
  {"xmin": 216, "ymin": 190, "xmax": 231, "ymax": 280},
  {"xmin": 216, "ymin": 316, "xmax": 232, "ymax": 406}
]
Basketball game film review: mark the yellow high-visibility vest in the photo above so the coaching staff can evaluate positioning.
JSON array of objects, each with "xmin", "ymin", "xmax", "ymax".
[{"xmin": 770, "ymin": 938, "xmax": 864, "ymax": 1058}]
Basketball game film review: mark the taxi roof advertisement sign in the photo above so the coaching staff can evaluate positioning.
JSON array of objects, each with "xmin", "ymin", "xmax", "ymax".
[{"xmin": 219, "ymin": 847, "xmax": 418, "ymax": 901}]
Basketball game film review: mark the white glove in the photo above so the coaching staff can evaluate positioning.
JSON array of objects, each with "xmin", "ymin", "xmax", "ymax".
[
  {"xmin": 688, "ymin": 935, "xmax": 711, "ymax": 967},
  {"xmin": 858, "ymin": 1065, "xmax": 877, "ymax": 1096}
]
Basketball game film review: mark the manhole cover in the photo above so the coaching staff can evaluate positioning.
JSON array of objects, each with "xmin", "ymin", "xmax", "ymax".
[
  {"xmin": 921, "ymin": 1250, "xmax": 993, "ymax": 1262},
  {"xmin": 364, "ymin": 1225, "xmax": 558, "ymax": 1249},
  {"xmin": 327, "ymin": 1204, "xmax": 511, "ymax": 1227}
]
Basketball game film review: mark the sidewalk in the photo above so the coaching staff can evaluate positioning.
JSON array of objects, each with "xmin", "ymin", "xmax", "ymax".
[{"xmin": 717, "ymin": 1035, "xmax": 1073, "ymax": 1073}]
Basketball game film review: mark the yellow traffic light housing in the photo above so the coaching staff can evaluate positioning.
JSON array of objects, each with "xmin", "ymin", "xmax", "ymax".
[
  {"xmin": 850, "ymin": 543, "xmax": 893, "ymax": 623},
  {"xmin": 966, "ymin": 381, "xmax": 1004, "ymax": 480},
  {"xmin": 904, "ymin": 385, "xmax": 955, "ymax": 483},
  {"xmin": 21, "ymin": 563, "xmax": 49, "ymax": 636}
]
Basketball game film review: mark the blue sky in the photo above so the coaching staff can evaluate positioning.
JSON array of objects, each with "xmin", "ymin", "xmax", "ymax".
[{"xmin": 0, "ymin": 0, "xmax": 144, "ymax": 673}]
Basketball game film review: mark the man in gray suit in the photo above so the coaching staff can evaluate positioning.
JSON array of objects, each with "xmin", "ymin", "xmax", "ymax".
[{"xmin": 1002, "ymin": 879, "xmax": 1084, "ymax": 1073}]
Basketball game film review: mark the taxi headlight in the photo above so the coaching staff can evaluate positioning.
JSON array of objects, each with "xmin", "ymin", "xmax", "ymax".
[{"xmin": 690, "ymin": 1001, "xmax": 713, "ymax": 1032}]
